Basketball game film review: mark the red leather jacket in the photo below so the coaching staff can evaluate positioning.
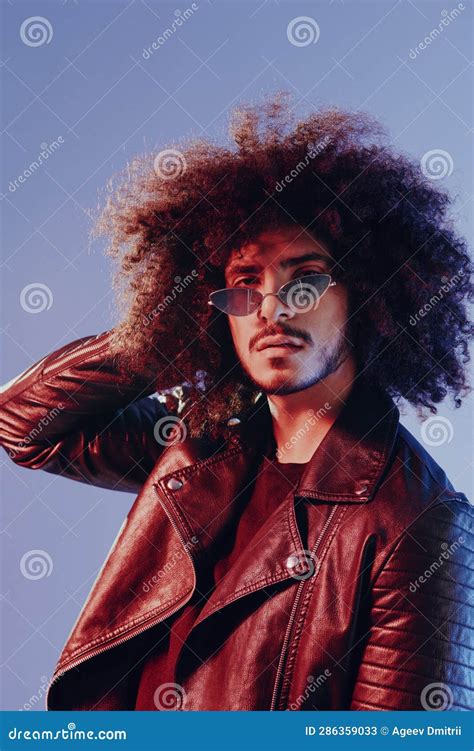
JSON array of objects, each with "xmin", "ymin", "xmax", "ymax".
[{"xmin": 1, "ymin": 330, "xmax": 473, "ymax": 711}]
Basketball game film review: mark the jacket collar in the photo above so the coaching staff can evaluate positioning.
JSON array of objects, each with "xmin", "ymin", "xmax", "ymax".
[
  {"xmin": 234, "ymin": 374, "xmax": 400, "ymax": 503},
  {"xmin": 156, "ymin": 376, "xmax": 400, "ymax": 555}
]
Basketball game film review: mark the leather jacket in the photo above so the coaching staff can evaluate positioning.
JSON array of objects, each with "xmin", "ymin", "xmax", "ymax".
[{"xmin": 1, "ymin": 329, "xmax": 473, "ymax": 711}]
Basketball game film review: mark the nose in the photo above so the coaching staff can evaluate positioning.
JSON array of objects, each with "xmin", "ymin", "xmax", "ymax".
[{"xmin": 257, "ymin": 289, "xmax": 295, "ymax": 323}]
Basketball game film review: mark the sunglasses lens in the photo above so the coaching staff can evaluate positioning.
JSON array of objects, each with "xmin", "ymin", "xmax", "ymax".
[
  {"xmin": 281, "ymin": 274, "xmax": 331, "ymax": 312},
  {"xmin": 210, "ymin": 288, "xmax": 261, "ymax": 316},
  {"xmin": 209, "ymin": 275, "xmax": 333, "ymax": 316}
]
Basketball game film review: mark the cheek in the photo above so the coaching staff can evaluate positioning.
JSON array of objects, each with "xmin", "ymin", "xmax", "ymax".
[
  {"xmin": 321, "ymin": 285, "xmax": 349, "ymax": 319},
  {"xmin": 304, "ymin": 290, "xmax": 349, "ymax": 332},
  {"xmin": 228, "ymin": 319, "xmax": 248, "ymax": 353}
]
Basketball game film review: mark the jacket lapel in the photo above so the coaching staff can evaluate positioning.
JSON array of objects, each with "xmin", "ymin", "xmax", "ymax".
[
  {"xmin": 156, "ymin": 434, "xmax": 311, "ymax": 624},
  {"xmin": 154, "ymin": 376, "xmax": 400, "ymax": 619},
  {"xmin": 295, "ymin": 378, "xmax": 400, "ymax": 502},
  {"xmin": 232, "ymin": 375, "xmax": 400, "ymax": 503},
  {"xmin": 55, "ymin": 376, "xmax": 400, "ymax": 671},
  {"xmin": 190, "ymin": 487, "xmax": 309, "ymax": 627}
]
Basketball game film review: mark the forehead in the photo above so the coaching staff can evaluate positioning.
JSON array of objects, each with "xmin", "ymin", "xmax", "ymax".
[{"xmin": 224, "ymin": 227, "xmax": 333, "ymax": 279}]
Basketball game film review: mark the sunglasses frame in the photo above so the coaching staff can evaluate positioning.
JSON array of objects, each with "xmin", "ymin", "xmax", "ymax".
[{"xmin": 207, "ymin": 273, "xmax": 337, "ymax": 317}]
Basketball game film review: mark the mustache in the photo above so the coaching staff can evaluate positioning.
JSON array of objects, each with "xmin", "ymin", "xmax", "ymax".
[{"xmin": 250, "ymin": 324, "xmax": 313, "ymax": 351}]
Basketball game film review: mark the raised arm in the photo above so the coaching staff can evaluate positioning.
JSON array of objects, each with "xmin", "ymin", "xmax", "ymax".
[{"xmin": 0, "ymin": 330, "xmax": 173, "ymax": 493}]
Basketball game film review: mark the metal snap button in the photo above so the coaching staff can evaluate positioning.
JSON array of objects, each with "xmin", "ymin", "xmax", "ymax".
[
  {"xmin": 286, "ymin": 555, "xmax": 299, "ymax": 569},
  {"xmin": 227, "ymin": 417, "xmax": 241, "ymax": 427},
  {"xmin": 286, "ymin": 552, "xmax": 313, "ymax": 579},
  {"xmin": 166, "ymin": 477, "xmax": 183, "ymax": 491}
]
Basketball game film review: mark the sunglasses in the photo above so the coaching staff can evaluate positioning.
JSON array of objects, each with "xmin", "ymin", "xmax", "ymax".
[{"xmin": 208, "ymin": 273, "xmax": 336, "ymax": 317}]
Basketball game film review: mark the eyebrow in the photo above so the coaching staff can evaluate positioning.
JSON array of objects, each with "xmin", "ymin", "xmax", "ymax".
[{"xmin": 226, "ymin": 251, "xmax": 331, "ymax": 279}]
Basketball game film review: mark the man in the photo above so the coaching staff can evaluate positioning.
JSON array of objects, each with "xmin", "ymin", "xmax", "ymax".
[{"xmin": 1, "ymin": 97, "xmax": 473, "ymax": 711}]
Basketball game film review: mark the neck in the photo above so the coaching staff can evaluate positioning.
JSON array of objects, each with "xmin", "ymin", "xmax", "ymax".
[{"xmin": 267, "ymin": 355, "xmax": 357, "ymax": 463}]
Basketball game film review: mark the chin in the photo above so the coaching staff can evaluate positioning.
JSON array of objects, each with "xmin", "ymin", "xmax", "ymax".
[
  {"xmin": 252, "ymin": 373, "xmax": 307, "ymax": 396},
  {"xmin": 254, "ymin": 367, "xmax": 327, "ymax": 395}
]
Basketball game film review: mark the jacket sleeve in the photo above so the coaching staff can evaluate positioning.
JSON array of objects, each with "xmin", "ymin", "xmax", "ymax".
[
  {"xmin": 350, "ymin": 498, "xmax": 474, "ymax": 711},
  {"xmin": 0, "ymin": 330, "xmax": 174, "ymax": 493}
]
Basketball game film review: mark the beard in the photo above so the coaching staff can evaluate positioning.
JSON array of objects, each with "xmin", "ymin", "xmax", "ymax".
[{"xmin": 240, "ymin": 328, "xmax": 352, "ymax": 396}]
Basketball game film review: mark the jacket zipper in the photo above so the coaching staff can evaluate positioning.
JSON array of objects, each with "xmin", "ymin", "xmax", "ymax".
[
  {"xmin": 269, "ymin": 505, "xmax": 338, "ymax": 711},
  {"xmin": 41, "ymin": 333, "xmax": 111, "ymax": 379},
  {"xmin": 46, "ymin": 484, "xmax": 196, "ymax": 709},
  {"xmin": 1, "ymin": 336, "xmax": 110, "ymax": 400}
]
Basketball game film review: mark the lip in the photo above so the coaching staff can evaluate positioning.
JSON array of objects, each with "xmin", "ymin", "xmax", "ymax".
[
  {"xmin": 259, "ymin": 344, "xmax": 301, "ymax": 356},
  {"xmin": 256, "ymin": 336, "xmax": 304, "ymax": 352}
]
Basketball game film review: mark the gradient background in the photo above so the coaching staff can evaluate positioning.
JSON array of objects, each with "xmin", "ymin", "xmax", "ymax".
[{"xmin": 1, "ymin": 0, "xmax": 472, "ymax": 710}]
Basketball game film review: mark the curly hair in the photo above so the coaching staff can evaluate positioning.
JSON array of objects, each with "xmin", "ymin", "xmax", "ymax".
[{"xmin": 92, "ymin": 91, "xmax": 473, "ymax": 440}]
